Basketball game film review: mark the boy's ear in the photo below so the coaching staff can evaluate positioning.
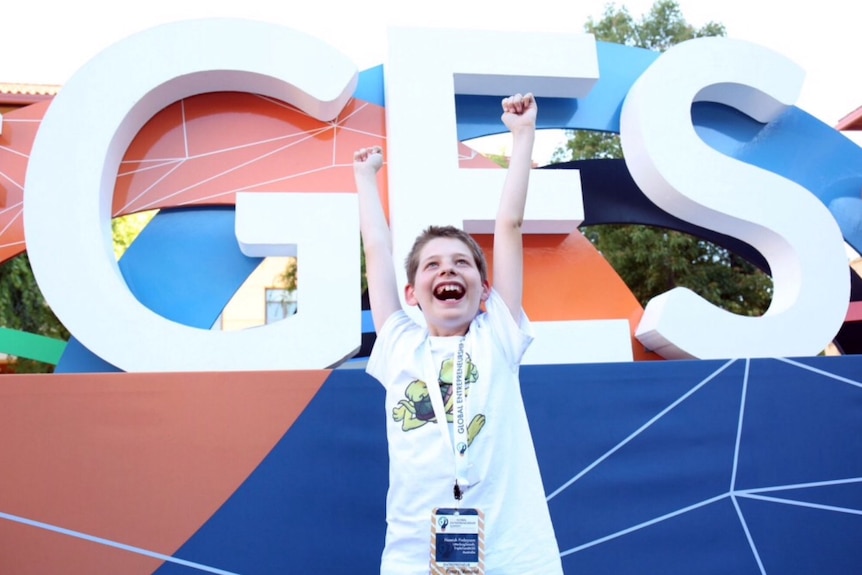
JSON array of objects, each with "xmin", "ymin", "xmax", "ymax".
[
  {"xmin": 404, "ymin": 284, "xmax": 420, "ymax": 307},
  {"xmin": 480, "ymin": 280, "xmax": 491, "ymax": 302}
]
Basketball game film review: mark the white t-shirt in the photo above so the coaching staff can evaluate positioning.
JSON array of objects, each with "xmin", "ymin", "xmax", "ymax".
[{"xmin": 367, "ymin": 289, "xmax": 563, "ymax": 575}]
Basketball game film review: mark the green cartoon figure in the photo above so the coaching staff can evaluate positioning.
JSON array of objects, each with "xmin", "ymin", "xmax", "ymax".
[{"xmin": 392, "ymin": 353, "xmax": 486, "ymax": 445}]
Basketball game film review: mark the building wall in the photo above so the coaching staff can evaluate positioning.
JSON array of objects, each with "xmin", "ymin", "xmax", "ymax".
[{"xmin": 219, "ymin": 257, "xmax": 295, "ymax": 331}]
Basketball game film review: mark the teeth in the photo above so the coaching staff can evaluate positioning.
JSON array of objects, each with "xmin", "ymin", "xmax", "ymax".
[{"xmin": 434, "ymin": 284, "xmax": 464, "ymax": 300}]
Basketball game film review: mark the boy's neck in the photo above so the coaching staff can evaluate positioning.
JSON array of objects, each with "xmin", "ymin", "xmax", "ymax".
[{"xmin": 427, "ymin": 321, "xmax": 471, "ymax": 338}]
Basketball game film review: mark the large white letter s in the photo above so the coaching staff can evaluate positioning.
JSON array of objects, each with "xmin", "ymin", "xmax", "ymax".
[{"xmin": 621, "ymin": 37, "xmax": 849, "ymax": 359}]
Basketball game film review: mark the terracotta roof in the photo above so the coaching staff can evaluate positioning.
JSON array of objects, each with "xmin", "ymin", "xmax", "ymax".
[
  {"xmin": 836, "ymin": 106, "xmax": 862, "ymax": 131},
  {"xmin": 0, "ymin": 82, "xmax": 60, "ymax": 106}
]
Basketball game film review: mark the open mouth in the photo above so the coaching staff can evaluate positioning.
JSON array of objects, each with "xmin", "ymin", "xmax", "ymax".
[{"xmin": 434, "ymin": 283, "xmax": 465, "ymax": 301}]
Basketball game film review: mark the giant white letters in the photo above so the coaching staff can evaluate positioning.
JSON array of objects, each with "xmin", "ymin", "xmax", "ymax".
[
  {"xmin": 24, "ymin": 19, "xmax": 360, "ymax": 371},
  {"xmin": 621, "ymin": 38, "xmax": 849, "ymax": 359},
  {"xmin": 22, "ymin": 22, "xmax": 853, "ymax": 371},
  {"xmin": 385, "ymin": 28, "xmax": 635, "ymax": 364}
]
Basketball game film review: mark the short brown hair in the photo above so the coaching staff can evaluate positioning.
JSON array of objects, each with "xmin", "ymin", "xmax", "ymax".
[{"xmin": 405, "ymin": 226, "xmax": 488, "ymax": 285}]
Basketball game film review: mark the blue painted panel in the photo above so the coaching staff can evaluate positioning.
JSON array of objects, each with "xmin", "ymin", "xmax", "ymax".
[{"xmin": 148, "ymin": 357, "xmax": 862, "ymax": 574}]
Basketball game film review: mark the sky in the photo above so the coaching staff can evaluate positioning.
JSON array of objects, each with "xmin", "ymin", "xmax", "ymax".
[{"xmin": 2, "ymin": 0, "xmax": 861, "ymax": 159}]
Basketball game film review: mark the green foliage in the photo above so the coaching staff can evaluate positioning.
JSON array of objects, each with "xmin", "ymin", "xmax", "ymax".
[
  {"xmin": 484, "ymin": 153, "xmax": 510, "ymax": 169},
  {"xmin": 583, "ymin": 226, "xmax": 772, "ymax": 315},
  {"xmin": 361, "ymin": 243, "xmax": 367, "ymax": 294},
  {"xmin": 585, "ymin": 0, "xmax": 725, "ymax": 50},
  {"xmin": 0, "ymin": 254, "xmax": 69, "ymax": 373},
  {"xmin": 554, "ymin": 0, "xmax": 725, "ymax": 165},
  {"xmin": 551, "ymin": 131, "xmax": 620, "ymax": 163},
  {"xmin": 275, "ymin": 257, "xmax": 298, "ymax": 292},
  {"xmin": 557, "ymin": 0, "xmax": 772, "ymax": 316}
]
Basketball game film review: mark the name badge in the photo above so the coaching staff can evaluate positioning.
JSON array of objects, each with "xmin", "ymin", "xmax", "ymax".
[{"xmin": 431, "ymin": 508, "xmax": 485, "ymax": 574}]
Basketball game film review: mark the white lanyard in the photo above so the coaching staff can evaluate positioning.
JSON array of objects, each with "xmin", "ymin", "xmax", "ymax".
[{"xmin": 425, "ymin": 335, "xmax": 471, "ymax": 500}]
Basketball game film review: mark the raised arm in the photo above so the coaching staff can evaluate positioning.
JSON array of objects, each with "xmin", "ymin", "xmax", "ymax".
[
  {"xmin": 354, "ymin": 147, "xmax": 402, "ymax": 332},
  {"xmin": 493, "ymin": 93, "xmax": 537, "ymax": 319}
]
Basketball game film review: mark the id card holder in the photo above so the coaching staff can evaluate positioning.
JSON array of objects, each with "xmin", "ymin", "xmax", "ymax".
[{"xmin": 430, "ymin": 507, "xmax": 485, "ymax": 574}]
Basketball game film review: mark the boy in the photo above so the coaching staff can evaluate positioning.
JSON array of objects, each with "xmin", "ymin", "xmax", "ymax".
[{"xmin": 354, "ymin": 93, "xmax": 563, "ymax": 575}]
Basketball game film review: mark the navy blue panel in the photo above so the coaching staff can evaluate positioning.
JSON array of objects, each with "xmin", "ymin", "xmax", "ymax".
[
  {"xmin": 153, "ymin": 370, "xmax": 388, "ymax": 575},
  {"xmin": 142, "ymin": 356, "xmax": 862, "ymax": 574},
  {"xmin": 738, "ymin": 496, "xmax": 862, "ymax": 575},
  {"xmin": 561, "ymin": 499, "xmax": 762, "ymax": 575},
  {"xmin": 523, "ymin": 360, "xmax": 738, "ymax": 492},
  {"xmin": 736, "ymin": 358, "xmax": 862, "ymax": 489},
  {"xmin": 533, "ymin": 360, "xmax": 747, "ymax": 552},
  {"xmin": 762, "ymin": 481, "xmax": 862, "ymax": 512},
  {"xmin": 780, "ymin": 354, "xmax": 862, "ymax": 381},
  {"xmin": 147, "ymin": 561, "xmax": 233, "ymax": 575}
]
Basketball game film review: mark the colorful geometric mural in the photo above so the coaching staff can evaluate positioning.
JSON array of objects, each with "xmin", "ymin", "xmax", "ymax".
[
  {"xmin": 3, "ymin": 357, "xmax": 862, "ymax": 574},
  {"xmin": 1, "ymin": 23, "xmax": 862, "ymax": 574}
]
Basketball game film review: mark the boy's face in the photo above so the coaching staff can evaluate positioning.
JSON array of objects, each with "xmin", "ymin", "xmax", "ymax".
[{"xmin": 405, "ymin": 237, "xmax": 490, "ymax": 336}]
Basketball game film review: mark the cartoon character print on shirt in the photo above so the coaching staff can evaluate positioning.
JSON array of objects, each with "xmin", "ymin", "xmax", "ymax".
[{"xmin": 392, "ymin": 352, "xmax": 486, "ymax": 445}]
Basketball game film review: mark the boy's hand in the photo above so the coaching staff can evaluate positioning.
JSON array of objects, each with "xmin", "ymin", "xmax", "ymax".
[
  {"xmin": 501, "ymin": 93, "xmax": 537, "ymax": 133},
  {"xmin": 354, "ymin": 146, "xmax": 384, "ymax": 174}
]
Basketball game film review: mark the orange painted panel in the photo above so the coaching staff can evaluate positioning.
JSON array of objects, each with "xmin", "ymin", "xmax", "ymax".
[
  {"xmin": 119, "ymin": 100, "xmax": 189, "ymax": 160},
  {"xmin": 0, "ymin": 95, "xmax": 390, "ymax": 265},
  {"xmin": 0, "ymin": 521, "xmax": 161, "ymax": 575},
  {"xmin": 112, "ymin": 94, "xmax": 388, "ymax": 213},
  {"xmin": 0, "ymin": 101, "xmax": 50, "ymax": 263},
  {"xmin": 0, "ymin": 369, "xmax": 330, "ymax": 572},
  {"xmin": 477, "ymin": 233, "xmax": 657, "ymax": 361}
]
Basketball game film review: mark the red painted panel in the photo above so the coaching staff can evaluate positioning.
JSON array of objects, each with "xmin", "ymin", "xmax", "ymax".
[{"xmin": 0, "ymin": 369, "xmax": 329, "ymax": 573}]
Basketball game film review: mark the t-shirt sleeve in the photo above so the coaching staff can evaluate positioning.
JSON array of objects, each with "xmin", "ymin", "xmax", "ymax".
[
  {"xmin": 482, "ymin": 288, "xmax": 533, "ymax": 366},
  {"xmin": 366, "ymin": 309, "xmax": 417, "ymax": 387}
]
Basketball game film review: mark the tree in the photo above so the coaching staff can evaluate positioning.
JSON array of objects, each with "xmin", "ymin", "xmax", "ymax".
[
  {"xmin": 554, "ymin": 0, "xmax": 726, "ymax": 164},
  {"xmin": 0, "ymin": 254, "xmax": 70, "ymax": 373},
  {"xmin": 275, "ymin": 257, "xmax": 298, "ymax": 292},
  {"xmin": 587, "ymin": 0, "xmax": 725, "ymax": 51},
  {"xmin": 555, "ymin": 0, "xmax": 772, "ymax": 315},
  {"xmin": 581, "ymin": 226, "xmax": 773, "ymax": 315}
]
